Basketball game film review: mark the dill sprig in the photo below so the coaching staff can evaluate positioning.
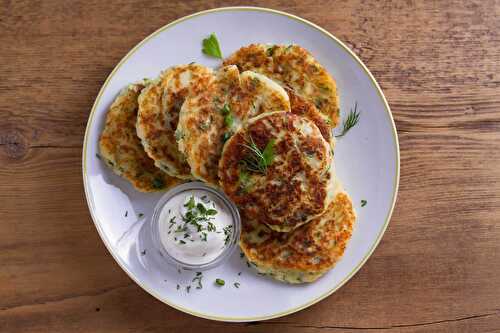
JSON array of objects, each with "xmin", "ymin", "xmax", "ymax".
[
  {"xmin": 335, "ymin": 102, "xmax": 361, "ymax": 138},
  {"xmin": 240, "ymin": 136, "xmax": 275, "ymax": 174}
]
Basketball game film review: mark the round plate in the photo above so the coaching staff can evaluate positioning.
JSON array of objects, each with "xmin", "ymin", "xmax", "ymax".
[{"xmin": 83, "ymin": 7, "xmax": 399, "ymax": 322}]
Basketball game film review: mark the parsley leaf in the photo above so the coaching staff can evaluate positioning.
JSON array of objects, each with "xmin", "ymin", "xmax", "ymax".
[
  {"xmin": 202, "ymin": 33, "xmax": 223, "ymax": 59},
  {"xmin": 262, "ymin": 139, "xmax": 275, "ymax": 167},
  {"xmin": 184, "ymin": 196, "xmax": 196, "ymax": 210},
  {"xmin": 241, "ymin": 137, "xmax": 275, "ymax": 174},
  {"xmin": 206, "ymin": 209, "xmax": 217, "ymax": 216},
  {"xmin": 196, "ymin": 203, "xmax": 207, "ymax": 214}
]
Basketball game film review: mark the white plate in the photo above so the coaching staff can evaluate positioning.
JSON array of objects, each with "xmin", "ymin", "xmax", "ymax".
[{"xmin": 83, "ymin": 7, "xmax": 399, "ymax": 322}]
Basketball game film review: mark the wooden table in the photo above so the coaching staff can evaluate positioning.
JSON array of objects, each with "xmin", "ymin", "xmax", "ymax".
[{"xmin": 1, "ymin": 1, "xmax": 499, "ymax": 332}]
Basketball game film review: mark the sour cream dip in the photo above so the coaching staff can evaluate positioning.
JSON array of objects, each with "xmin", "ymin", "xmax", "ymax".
[{"xmin": 151, "ymin": 183, "xmax": 240, "ymax": 269}]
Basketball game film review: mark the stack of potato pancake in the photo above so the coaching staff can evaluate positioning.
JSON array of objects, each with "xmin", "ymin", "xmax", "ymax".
[{"xmin": 99, "ymin": 44, "xmax": 355, "ymax": 283}]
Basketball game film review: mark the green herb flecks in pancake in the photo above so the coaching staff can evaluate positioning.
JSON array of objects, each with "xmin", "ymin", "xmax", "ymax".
[
  {"xmin": 177, "ymin": 65, "xmax": 290, "ymax": 185},
  {"xmin": 99, "ymin": 84, "xmax": 180, "ymax": 192},
  {"xmin": 137, "ymin": 64, "xmax": 214, "ymax": 179},
  {"xmin": 219, "ymin": 112, "xmax": 335, "ymax": 232},
  {"xmin": 240, "ymin": 191, "xmax": 356, "ymax": 283},
  {"xmin": 224, "ymin": 44, "xmax": 340, "ymax": 128}
]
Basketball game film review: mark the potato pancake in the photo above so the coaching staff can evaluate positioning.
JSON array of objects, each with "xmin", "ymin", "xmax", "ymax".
[
  {"xmin": 177, "ymin": 65, "xmax": 290, "ymax": 185},
  {"xmin": 219, "ymin": 111, "xmax": 334, "ymax": 232},
  {"xmin": 224, "ymin": 44, "xmax": 340, "ymax": 128},
  {"xmin": 99, "ymin": 84, "xmax": 180, "ymax": 192},
  {"xmin": 240, "ymin": 191, "xmax": 355, "ymax": 283},
  {"xmin": 137, "ymin": 64, "xmax": 214, "ymax": 179}
]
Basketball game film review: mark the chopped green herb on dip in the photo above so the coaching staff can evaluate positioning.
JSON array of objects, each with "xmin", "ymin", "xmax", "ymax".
[{"xmin": 157, "ymin": 190, "xmax": 234, "ymax": 265}]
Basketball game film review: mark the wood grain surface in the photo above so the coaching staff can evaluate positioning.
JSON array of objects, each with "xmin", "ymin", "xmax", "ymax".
[{"xmin": 1, "ymin": 0, "xmax": 500, "ymax": 332}]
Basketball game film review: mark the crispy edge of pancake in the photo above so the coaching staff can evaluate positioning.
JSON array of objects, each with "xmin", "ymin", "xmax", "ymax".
[
  {"xmin": 99, "ymin": 83, "xmax": 180, "ymax": 192},
  {"xmin": 223, "ymin": 43, "xmax": 340, "ymax": 128},
  {"xmin": 136, "ymin": 64, "xmax": 213, "ymax": 179},
  {"xmin": 287, "ymin": 87, "xmax": 333, "ymax": 145},
  {"xmin": 239, "ymin": 70, "xmax": 290, "ymax": 120},
  {"xmin": 218, "ymin": 111, "xmax": 333, "ymax": 232},
  {"xmin": 240, "ymin": 191, "xmax": 355, "ymax": 283}
]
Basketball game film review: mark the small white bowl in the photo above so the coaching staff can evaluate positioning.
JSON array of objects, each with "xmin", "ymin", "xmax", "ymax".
[{"xmin": 150, "ymin": 182, "xmax": 241, "ymax": 271}]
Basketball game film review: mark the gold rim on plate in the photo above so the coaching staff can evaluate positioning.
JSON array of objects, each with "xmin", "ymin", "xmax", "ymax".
[{"xmin": 82, "ymin": 6, "xmax": 400, "ymax": 322}]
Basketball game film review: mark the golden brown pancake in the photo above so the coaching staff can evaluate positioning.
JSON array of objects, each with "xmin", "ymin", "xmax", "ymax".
[
  {"xmin": 240, "ymin": 191, "xmax": 355, "ymax": 283},
  {"xmin": 177, "ymin": 65, "xmax": 290, "ymax": 186},
  {"xmin": 287, "ymin": 87, "xmax": 333, "ymax": 145},
  {"xmin": 136, "ymin": 64, "xmax": 214, "ymax": 179},
  {"xmin": 224, "ymin": 44, "xmax": 340, "ymax": 128},
  {"xmin": 219, "ymin": 111, "xmax": 334, "ymax": 232},
  {"xmin": 99, "ymin": 84, "xmax": 180, "ymax": 192}
]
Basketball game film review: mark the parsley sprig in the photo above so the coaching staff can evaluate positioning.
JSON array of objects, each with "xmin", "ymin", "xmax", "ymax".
[{"xmin": 202, "ymin": 33, "xmax": 223, "ymax": 59}]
